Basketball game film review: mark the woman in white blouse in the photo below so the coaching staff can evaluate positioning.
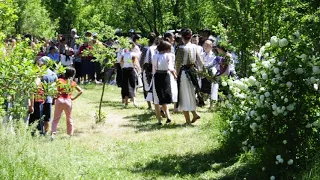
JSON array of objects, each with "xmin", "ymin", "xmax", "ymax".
[
  {"xmin": 176, "ymin": 28, "xmax": 204, "ymax": 125},
  {"xmin": 152, "ymin": 41, "xmax": 177, "ymax": 125},
  {"xmin": 120, "ymin": 42, "xmax": 140, "ymax": 107}
]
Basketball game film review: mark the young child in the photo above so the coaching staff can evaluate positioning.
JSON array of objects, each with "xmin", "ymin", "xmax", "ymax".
[
  {"xmin": 51, "ymin": 67, "xmax": 83, "ymax": 140},
  {"xmin": 201, "ymin": 40, "xmax": 219, "ymax": 108}
]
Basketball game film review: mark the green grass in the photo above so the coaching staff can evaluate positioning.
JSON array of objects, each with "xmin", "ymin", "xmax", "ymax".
[{"xmin": 1, "ymin": 84, "xmax": 318, "ymax": 179}]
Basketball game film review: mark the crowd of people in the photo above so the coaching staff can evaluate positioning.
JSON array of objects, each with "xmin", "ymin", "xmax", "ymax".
[
  {"xmin": 2, "ymin": 27, "xmax": 237, "ymax": 139},
  {"xmin": 116, "ymin": 28, "xmax": 236, "ymax": 125}
]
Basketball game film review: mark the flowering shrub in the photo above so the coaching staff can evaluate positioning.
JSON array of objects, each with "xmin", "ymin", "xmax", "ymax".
[{"xmin": 218, "ymin": 32, "xmax": 320, "ymax": 179}]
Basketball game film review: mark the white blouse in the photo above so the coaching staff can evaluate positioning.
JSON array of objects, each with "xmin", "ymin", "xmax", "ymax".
[
  {"xmin": 122, "ymin": 51, "xmax": 139, "ymax": 68},
  {"xmin": 152, "ymin": 53, "xmax": 175, "ymax": 74},
  {"xmin": 144, "ymin": 45, "xmax": 157, "ymax": 64},
  {"xmin": 202, "ymin": 51, "xmax": 216, "ymax": 68}
]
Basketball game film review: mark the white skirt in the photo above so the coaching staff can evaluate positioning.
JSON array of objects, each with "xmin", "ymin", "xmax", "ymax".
[
  {"xmin": 178, "ymin": 71, "xmax": 196, "ymax": 111},
  {"xmin": 142, "ymin": 70, "xmax": 150, "ymax": 92},
  {"xmin": 211, "ymin": 83, "xmax": 219, "ymax": 101},
  {"xmin": 170, "ymin": 73, "xmax": 178, "ymax": 103}
]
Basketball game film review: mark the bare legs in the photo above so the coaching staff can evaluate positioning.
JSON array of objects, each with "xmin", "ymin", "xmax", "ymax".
[
  {"xmin": 155, "ymin": 104, "xmax": 171, "ymax": 125},
  {"xmin": 183, "ymin": 110, "xmax": 200, "ymax": 125}
]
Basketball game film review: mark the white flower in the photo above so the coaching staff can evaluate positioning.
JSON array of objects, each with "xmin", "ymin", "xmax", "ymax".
[
  {"xmin": 275, "ymin": 161, "xmax": 279, "ymax": 165},
  {"xmin": 314, "ymin": 84, "xmax": 318, "ymax": 91},
  {"xmin": 296, "ymin": 68, "xmax": 304, "ymax": 74},
  {"xmin": 272, "ymin": 103, "xmax": 277, "ymax": 110},
  {"xmin": 274, "ymin": 68, "xmax": 280, "ymax": 74},
  {"xmin": 284, "ymin": 98, "xmax": 289, "ymax": 103},
  {"xmin": 250, "ymin": 123, "xmax": 258, "ymax": 131},
  {"xmin": 283, "ymin": 140, "xmax": 287, "ymax": 144},
  {"xmin": 222, "ymin": 81, "xmax": 228, "ymax": 87},
  {"xmin": 273, "ymin": 111, "xmax": 279, "ymax": 116},
  {"xmin": 259, "ymin": 46, "xmax": 265, "ymax": 55},
  {"xmin": 248, "ymin": 76, "xmax": 256, "ymax": 85},
  {"xmin": 298, "ymin": 54, "xmax": 307, "ymax": 60},
  {"xmin": 270, "ymin": 36, "xmax": 278, "ymax": 46},
  {"xmin": 251, "ymin": 146, "xmax": 256, "ymax": 153},
  {"xmin": 265, "ymin": 92, "xmax": 270, "ymax": 98},
  {"xmin": 233, "ymin": 114, "xmax": 238, "ymax": 120},
  {"xmin": 251, "ymin": 63, "xmax": 257, "ymax": 68},
  {"xmin": 287, "ymin": 104, "xmax": 295, "ymax": 111},
  {"xmin": 313, "ymin": 66, "xmax": 320, "ymax": 74},
  {"xmin": 264, "ymin": 53, "xmax": 270, "ymax": 58},
  {"xmin": 242, "ymin": 140, "xmax": 248, "ymax": 145},
  {"xmin": 310, "ymin": 77, "xmax": 317, "ymax": 83},
  {"xmin": 312, "ymin": 121, "xmax": 319, "ymax": 127},
  {"xmin": 270, "ymin": 176, "xmax": 276, "ymax": 180},
  {"xmin": 230, "ymin": 128, "xmax": 234, "ymax": 132},
  {"xmin": 265, "ymin": 42, "xmax": 271, "ymax": 47},
  {"xmin": 276, "ymin": 155, "xmax": 282, "ymax": 160},
  {"xmin": 287, "ymin": 159, "xmax": 294, "ymax": 165},
  {"xmin": 222, "ymin": 131, "xmax": 228, "ymax": 136},
  {"xmin": 262, "ymin": 167, "xmax": 266, "ymax": 171},
  {"xmin": 262, "ymin": 61, "xmax": 271, "ymax": 68},
  {"xmin": 279, "ymin": 38, "xmax": 289, "ymax": 47},
  {"xmin": 250, "ymin": 110, "xmax": 257, "ymax": 117},
  {"xmin": 270, "ymin": 58, "xmax": 276, "ymax": 64},
  {"xmin": 252, "ymin": 67, "xmax": 258, "ymax": 72},
  {"xmin": 305, "ymin": 123, "xmax": 312, "ymax": 128},
  {"xmin": 262, "ymin": 115, "xmax": 267, "ymax": 119},
  {"xmin": 242, "ymin": 146, "xmax": 248, "ymax": 152},
  {"xmin": 229, "ymin": 121, "xmax": 234, "ymax": 127},
  {"xmin": 286, "ymin": 82, "xmax": 293, "ymax": 88},
  {"xmin": 292, "ymin": 31, "xmax": 300, "ymax": 41},
  {"xmin": 255, "ymin": 116, "xmax": 261, "ymax": 121},
  {"xmin": 283, "ymin": 70, "xmax": 289, "ymax": 76},
  {"xmin": 278, "ymin": 158, "xmax": 284, "ymax": 164},
  {"xmin": 260, "ymin": 95, "xmax": 265, "ymax": 101}
]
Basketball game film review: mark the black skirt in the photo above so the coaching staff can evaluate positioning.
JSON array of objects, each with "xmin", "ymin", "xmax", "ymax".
[
  {"xmin": 154, "ymin": 71, "xmax": 172, "ymax": 105},
  {"xmin": 121, "ymin": 68, "xmax": 136, "ymax": 98},
  {"xmin": 201, "ymin": 78, "xmax": 211, "ymax": 94},
  {"xmin": 115, "ymin": 63, "xmax": 122, "ymax": 87}
]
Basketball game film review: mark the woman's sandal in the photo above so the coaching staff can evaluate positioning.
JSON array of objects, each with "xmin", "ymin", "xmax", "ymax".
[
  {"xmin": 166, "ymin": 119, "xmax": 171, "ymax": 123},
  {"xmin": 191, "ymin": 116, "xmax": 201, "ymax": 123}
]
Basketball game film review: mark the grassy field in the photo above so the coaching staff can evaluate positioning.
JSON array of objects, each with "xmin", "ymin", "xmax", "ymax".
[{"xmin": 0, "ymin": 84, "xmax": 319, "ymax": 179}]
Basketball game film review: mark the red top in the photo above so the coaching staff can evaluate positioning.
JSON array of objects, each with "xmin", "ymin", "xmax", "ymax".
[
  {"xmin": 78, "ymin": 45, "xmax": 93, "ymax": 60},
  {"xmin": 35, "ymin": 82, "xmax": 45, "ymax": 103},
  {"xmin": 57, "ymin": 78, "xmax": 77, "ymax": 99}
]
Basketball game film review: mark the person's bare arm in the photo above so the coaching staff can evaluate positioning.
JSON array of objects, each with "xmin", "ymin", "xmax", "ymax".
[{"xmin": 71, "ymin": 86, "xmax": 83, "ymax": 101}]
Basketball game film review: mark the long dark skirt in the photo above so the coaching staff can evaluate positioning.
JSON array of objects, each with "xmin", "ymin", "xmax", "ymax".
[
  {"xmin": 153, "ymin": 71, "xmax": 172, "ymax": 105},
  {"xmin": 201, "ymin": 78, "xmax": 211, "ymax": 94},
  {"xmin": 115, "ymin": 63, "xmax": 122, "ymax": 87},
  {"xmin": 121, "ymin": 68, "xmax": 136, "ymax": 98}
]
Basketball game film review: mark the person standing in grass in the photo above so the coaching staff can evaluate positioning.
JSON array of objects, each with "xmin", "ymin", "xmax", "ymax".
[
  {"xmin": 152, "ymin": 41, "xmax": 176, "ymax": 125},
  {"xmin": 51, "ymin": 67, "xmax": 83, "ymax": 140},
  {"xmin": 176, "ymin": 28, "xmax": 203, "ymax": 125},
  {"xmin": 120, "ymin": 41, "xmax": 140, "ymax": 108}
]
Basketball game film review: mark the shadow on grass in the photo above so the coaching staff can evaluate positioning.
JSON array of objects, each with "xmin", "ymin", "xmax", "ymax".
[
  {"xmin": 121, "ymin": 110, "xmax": 195, "ymax": 132},
  {"xmin": 131, "ymin": 142, "xmax": 243, "ymax": 179}
]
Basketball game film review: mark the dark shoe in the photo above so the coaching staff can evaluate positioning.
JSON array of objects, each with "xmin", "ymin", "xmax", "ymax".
[
  {"xmin": 191, "ymin": 116, "xmax": 200, "ymax": 123},
  {"xmin": 157, "ymin": 122, "xmax": 162, "ymax": 125},
  {"xmin": 166, "ymin": 119, "xmax": 171, "ymax": 123}
]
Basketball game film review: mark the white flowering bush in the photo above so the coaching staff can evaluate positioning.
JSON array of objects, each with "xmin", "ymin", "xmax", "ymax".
[{"xmin": 218, "ymin": 32, "xmax": 320, "ymax": 179}]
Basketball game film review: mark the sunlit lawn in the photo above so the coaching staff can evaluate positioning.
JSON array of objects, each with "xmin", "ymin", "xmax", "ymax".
[{"xmin": 3, "ymin": 84, "xmax": 314, "ymax": 179}]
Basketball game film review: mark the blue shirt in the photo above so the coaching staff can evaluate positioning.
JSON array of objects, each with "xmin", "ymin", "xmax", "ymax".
[
  {"xmin": 47, "ymin": 52, "xmax": 60, "ymax": 62},
  {"xmin": 42, "ymin": 69, "xmax": 58, "ymax": 103}
]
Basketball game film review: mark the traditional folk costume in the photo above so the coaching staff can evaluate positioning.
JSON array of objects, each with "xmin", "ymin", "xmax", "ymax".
[
  {"xmin": 115, "ymin": 49, "xmax": 124, "ymax": 87},
  {"xmin": 176, "ymin": 42, "xmax": 203, "ymax": 111},
  {"xmin": 152, "ymin": 53, "xmax": 176, "ymax": 105},
  {"xmin": 211, "ymin": 55, "xmax": 236, "ymax": 101},
  {"xmin": 200, "ymin": 51, "xmax": 220, "ymax": 101},
  {"xmin": 121, "ymin": 51, "xmax": 139, "ymax": 99},
  {"xmin": 142, "ymin": 45, "xmax": 157, "ymax": 98}
]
